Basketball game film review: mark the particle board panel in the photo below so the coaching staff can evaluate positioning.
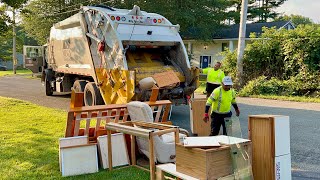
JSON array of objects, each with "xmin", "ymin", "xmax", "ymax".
[
  {"xmin": 249, "ymin": 116, "xmax": 275, "ymax": 180},
  {"xmin": 60, "ymin": 144, "xmax": 99, "ymax": 177},
  {"xmin": 97, "ymin": 133, "xmax": 130, "ymax": 169},
  {"xmin": 189, "ymin": 98, "xmax": 211, "ymax": 136}
]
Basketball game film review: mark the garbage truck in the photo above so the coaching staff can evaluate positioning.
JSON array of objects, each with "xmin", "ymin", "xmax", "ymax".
[{"xmin": 25, "ymin": 5, "xmax": 199, "ymax": 106}]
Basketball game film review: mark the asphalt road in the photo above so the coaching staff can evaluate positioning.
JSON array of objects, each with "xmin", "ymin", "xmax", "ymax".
[{"xmin": 0, "ymin": 75, "xmax": 319, "ymax": 179}]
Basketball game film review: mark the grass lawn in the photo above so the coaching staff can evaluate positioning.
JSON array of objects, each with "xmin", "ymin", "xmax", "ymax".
[
  {"xmin": 0, "ymin": 97, "xmax": 149, "ymax": 180},
  {"xmin": 0, "ymin": 69, "xmax": 33, "ymax": 77}
]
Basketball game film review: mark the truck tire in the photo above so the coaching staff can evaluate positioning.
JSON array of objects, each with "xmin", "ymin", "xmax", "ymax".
[
  {"xmin": 73, "ymin": 80, "xmax": 87, "ymax": 93},
  {"xmin": 45, "ymin": 76, "xmax": 53, "ymax": 96},
  {"xmin": 84, "ymin": 82, "xmax": 104, "ymax": 106}
]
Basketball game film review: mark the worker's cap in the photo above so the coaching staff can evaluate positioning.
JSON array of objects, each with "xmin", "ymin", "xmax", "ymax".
[{"xmin": 222, "ymin": 76, "xmax": 233, "ymax": 86}]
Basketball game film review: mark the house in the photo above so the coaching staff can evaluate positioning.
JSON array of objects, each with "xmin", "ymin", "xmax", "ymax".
[
  {"xmin": 183, "ymin": 21, "xmax": 295, "ymax": 68},
  {"xmin": 0, "ymin": 53, "xmax": 24, "ymax": 70}
]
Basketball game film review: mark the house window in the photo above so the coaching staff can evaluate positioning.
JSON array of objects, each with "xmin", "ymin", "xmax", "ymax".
[
  {"xmin": 200, "ymin": 55, "xmax": 212, "ymax": 68},
  {"xmin": 222, "ymin": 43, "xmax": 229, "ymax": 52}
]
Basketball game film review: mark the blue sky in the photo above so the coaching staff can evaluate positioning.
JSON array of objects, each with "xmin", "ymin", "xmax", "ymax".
[{"xmin": 276, "ymin": 0, "xmax": 320, "ymax": 23}]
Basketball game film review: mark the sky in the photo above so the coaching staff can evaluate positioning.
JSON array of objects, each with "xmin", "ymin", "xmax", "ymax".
[{"xmin": 276, "ymin": 0, "xmax": 320, "ymax": 23}]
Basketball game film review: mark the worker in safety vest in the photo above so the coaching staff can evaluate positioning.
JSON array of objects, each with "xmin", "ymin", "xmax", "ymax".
[
  {"xmin": 202, "ymin": 61, "xmax": 225, "ymax": 98},
  {"xmin": 203, "ymin": 76, "xmax": 240, "ymax": 136}
]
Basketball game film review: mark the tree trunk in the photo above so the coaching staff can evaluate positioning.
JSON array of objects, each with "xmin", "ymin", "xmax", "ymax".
[{"xmin": 12, "ymin": 8, "xmax": 17, "ymax": 74}]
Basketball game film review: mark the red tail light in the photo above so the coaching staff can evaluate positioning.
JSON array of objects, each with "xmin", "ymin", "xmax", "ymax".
[
  {"xmin": 153, "ymin": 19, "xmax": 157, "ymax": 23},
  {"xmin": 116, "ymin": 16, "xmax": 120, "ymax": 21}
]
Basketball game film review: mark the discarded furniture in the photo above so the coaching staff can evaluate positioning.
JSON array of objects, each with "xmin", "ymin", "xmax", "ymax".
[
  {"xmin": 127, "ymin": 101, "xmax": 188, "ymax": 164},
  {"xmin": 65, "ymin": 99, "xmax": 172, "ymax": 142},
  {"xmin": 156, "ymin": 163, "xmax": 199, "ymax": 180},
  {"xmin": 97, "ymin": 133, "xmax": 130, "ymax": 169},
  {"xmin": 105, "ymin": 121, "xmax": 180, "ymax": 180},
  {"xmin": 189, "ymin": 95, "xmax": 211, "ymax": 136},
  {"xmin": 176, "ymin": 136, "xmax": 252, "ymax": 180},
  {"xmin": 59, "ymin": 136, "xmax": 99, "ymax": 177},
  {"xmin": 249, "ymin": 115, "xmax": 291, "ymax": 180}
]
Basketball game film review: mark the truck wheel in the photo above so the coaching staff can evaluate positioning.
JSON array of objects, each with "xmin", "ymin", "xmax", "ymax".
[
  {"xmin": 45, "ymin": 77, "xmax": 53, "ymax": 96},
  {"xmin": 73, "ymin": 80, "xmax": 87, "ymax": 92},
  {"xmin": 84, "ymin": 82, "xmax": 104, "ymax": 106}
]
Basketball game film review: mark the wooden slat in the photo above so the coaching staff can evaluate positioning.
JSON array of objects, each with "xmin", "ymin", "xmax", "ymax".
[
  {"xmin": 161, "ymin": 104, "xmax": 171, "ymax": 122},
  {"xmin": 107, "ymin": 110, "xmax": 112, "ymax": 123},
  {"xmin": 154, "ymin": 105, "xmax": 163, "ymax": 122},
  {"xmin": 123, "ymin": 109, "xmax": 128, "ymax": 122},
  {"xmin": 114, "ymin": 109, "xmax": 121, "ymax": 123},
  {"xmin": 74, "ymin": 113, "xmax": 81, "ymax": 136},
  {"xmin": 149, "ymin": 132, "xmax": 155, "ymax": 180},
  {"xmin": 65, "ymin": 111, "xmax": 75, "ymax": 137},
  {"xmin": 95, "ymin": 111, "xmax": 103, "ymax": 137},
  {"xmin": 85, "ymin": 112, "xmax": 92, "ymax": 136}
]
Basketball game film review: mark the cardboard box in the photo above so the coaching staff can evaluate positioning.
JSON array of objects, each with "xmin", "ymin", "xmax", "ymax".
[
  {"xmin": 176, "ymin": 137, "xmax": 252, "ymax": 180},
  {"xmin": 152, "ymin": 70, "xmax": 180, "ymax": 88}
]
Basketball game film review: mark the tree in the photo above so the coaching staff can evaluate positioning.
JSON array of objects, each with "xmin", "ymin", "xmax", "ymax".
[
  {"xmin": 276, "ymin": 14, "xmax": 313, "ymax": 27},
  {"xmin": 0, "ymin": 4, "xmax": 9, "ymax": 34},
  {"xmin": 21, "ymin": 0, "xmax": 235, "ymax": 41},
  {"xmin": 228, "ymin": 0, "xmax": 288, "ymax": 23},
  {"xmin": 0, "ymin": 0, "xmax": 27, "ymax": 73},
  {"xmin": 252, "ymin": 0, "xmax": 287, "ymax": 22}
]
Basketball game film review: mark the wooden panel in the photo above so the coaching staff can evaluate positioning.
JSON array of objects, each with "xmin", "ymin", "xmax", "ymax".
[
  {"xmin": 97, "ymin": 133, "xmax": 129, "ymax": 169},
  {"xmin": 206, "ymin": 147, "xmax": 233, "ymax": 179},
  {"xmin": 176, "ymin": 144, "xmax": 207, "ymax": 179},
  {"xmin": 249, "ymin": 116, "xmax": 275, "ymax": 180},
  {"xmin": 189, "ymin": 98, "xmax": 211, "ymax": 136},
  {"xmin": 60, "ymin": 144, "xmax": 98, "ymax": 177}
]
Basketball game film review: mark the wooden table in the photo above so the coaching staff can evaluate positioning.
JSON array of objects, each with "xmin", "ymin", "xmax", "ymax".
[{"xmin": 105, "ymin": 121, "xmax": 180, "ymax": 180}]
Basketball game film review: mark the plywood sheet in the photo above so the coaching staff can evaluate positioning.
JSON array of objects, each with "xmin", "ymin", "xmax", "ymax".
[
  {"xmin": 97, "ymin": 133, "xmax": 129, "ymax": 169},
  {"xmin": 60, "ymin": 145, "xmax": 99, "ymax": 177}
]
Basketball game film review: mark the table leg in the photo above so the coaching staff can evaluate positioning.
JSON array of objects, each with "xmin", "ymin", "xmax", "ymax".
[
  {"xmin": 149, "ymin": 134, "xmax": 155, "ymax": 180},
  {"xmin": 131, "ymin": 135, "xmax": 136, "ymax": 165},
  {"xmin": 107, "ymin": 129, "xmax": 113, "ymax": 170}
]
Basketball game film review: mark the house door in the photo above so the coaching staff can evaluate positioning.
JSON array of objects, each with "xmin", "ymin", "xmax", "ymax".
[{"xmin": 200, "ymin": 55, "xmax": 211, "ymax": 68}]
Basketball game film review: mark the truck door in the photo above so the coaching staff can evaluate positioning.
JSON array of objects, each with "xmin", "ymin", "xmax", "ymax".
[{"xmin": 23, "ymin": 45, "xmax": 44, "ymax": 73}]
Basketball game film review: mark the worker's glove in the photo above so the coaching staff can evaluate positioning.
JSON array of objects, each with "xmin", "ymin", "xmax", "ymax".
[
  {"xmin": 235, "ymin": 109, "xmax": 240, "ymax": 117},
  {"xmin": 203, "ymin": 113, "xmax": 209, "ymax": 123}
]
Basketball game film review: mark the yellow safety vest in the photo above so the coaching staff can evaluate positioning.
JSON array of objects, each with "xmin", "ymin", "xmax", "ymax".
[
  {"xmin": 206, "ymin": 86, "xmax": 236, "ymax": 114},
  {"xmin": 202, "ymin": 68, "xmax": 225, "ymax": 84}
]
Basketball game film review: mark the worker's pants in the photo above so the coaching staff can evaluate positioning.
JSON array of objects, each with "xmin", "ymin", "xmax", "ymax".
[{"xmin": 210, "ymin": 111, "xmax": 232, "ymax": 136}]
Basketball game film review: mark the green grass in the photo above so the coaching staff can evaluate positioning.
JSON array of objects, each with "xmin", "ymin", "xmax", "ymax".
[
  {"xmin": 0, "ymin": 69, "xmax": 33, "ymax": 77},
  {"xmin": 248, "ymin": 94, "xmax": 320, "ymax": 103},
  {"xmin": 0, "ymin": 97, "xmax": 149, "ymax": 180}
]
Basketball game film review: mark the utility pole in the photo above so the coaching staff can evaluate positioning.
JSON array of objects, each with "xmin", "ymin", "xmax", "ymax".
[
  {"xmin": 12, "ymin": 8, "xmax": 17, "ymax": 74},
  {"xmin": 236, "ymin": 0, "xmax": 248, "ymax": 87}
]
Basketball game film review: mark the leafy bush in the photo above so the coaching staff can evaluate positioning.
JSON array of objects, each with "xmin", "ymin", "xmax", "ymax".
[{"xmin": 222, "ymin": 24, "xmax": 320, "ymax": 97}]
